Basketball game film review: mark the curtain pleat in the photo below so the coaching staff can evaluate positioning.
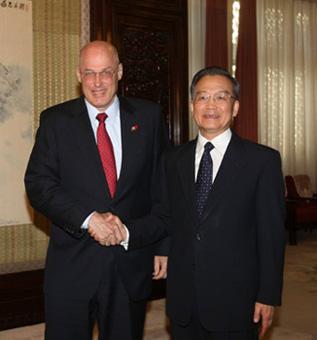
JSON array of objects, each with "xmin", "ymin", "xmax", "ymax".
[
  {"xmin": 257, "ymin": 0, "xmax": 317, "ymax": 190},
  {"xmin": 234, "ymin": 0, "xmax": 258, "ymax": 142},
  {"xmin": 205, "ymin": 0, "xmax": 228, "ymax": 68}
]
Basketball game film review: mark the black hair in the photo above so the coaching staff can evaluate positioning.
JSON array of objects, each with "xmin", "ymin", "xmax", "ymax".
[{"xmin": 190, "ymin": 66, "xmax": 240, "ymax": 100}]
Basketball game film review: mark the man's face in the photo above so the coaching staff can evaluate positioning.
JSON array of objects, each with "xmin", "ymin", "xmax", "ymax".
[
  {"xmin": 77, "ymin": 44, "xmax": 123, "ymax": 111},
  {"xmin": 191, "ymin": 75, "xmax": 239, "ymax": 139}
]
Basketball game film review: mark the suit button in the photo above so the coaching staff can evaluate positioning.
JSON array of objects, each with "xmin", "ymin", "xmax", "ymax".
[{"xmin": 196, "ymin": 233, "xmax": 201, "ymax": 241}]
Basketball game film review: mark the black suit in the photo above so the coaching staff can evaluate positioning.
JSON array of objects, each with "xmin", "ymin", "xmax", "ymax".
[
  {"xmin": 130, "ymin": 132, "xmax": 285, "ymax": 337},
  {"xmin": 24, "ymin": 96, "xmax": 169, "ymax": 339}
]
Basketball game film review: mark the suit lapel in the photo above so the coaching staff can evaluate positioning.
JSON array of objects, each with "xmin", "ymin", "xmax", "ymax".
[
  {"xmin": 199, "ymin": 133, "xmax": 248, "ymax": 223},
  {"xmin": 73, "ymin": 97, "xmax": 111, "ymax": 198}
]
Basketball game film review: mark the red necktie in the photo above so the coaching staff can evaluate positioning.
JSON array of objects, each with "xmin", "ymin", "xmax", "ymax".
[{"xmin": 96, "ymin": 113, "xmax": 117, "ymax": 198}]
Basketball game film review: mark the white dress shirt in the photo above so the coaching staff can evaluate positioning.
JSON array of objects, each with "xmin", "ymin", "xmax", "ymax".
[{"xmin": 195, "ymin": 129, "xmax": 232, "ymax": 182}]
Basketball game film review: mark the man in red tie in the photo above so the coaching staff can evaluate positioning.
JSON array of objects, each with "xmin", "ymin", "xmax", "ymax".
[{"xmin": 24, "ymin": 41, "xmax": 169, "ymax": 340}]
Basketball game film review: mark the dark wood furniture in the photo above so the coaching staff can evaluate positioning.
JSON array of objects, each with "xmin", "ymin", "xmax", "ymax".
[{"xmin": 0, "ymin": 270, "xmax": 44, "ymax": 330}]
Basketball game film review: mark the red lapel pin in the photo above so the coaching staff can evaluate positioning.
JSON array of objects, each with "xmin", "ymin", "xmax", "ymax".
[{"xmin": 131, "ymin": 124, "xmax": 139, "ymax": 132}]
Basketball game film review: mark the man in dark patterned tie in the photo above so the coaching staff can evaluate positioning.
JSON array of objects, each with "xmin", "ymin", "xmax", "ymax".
[
  {"xmin": 125, "ymin": 66, "xmax": 286, "ymax": 340},
  {"xmin": 24, "ymin": 41, "xmax": 169, "ymax": 340}
]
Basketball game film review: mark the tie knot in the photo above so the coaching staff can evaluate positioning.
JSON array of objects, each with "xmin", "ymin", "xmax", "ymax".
[
  {"xmin": 204, "ymin": 142, "xmax": 214, "ymax": 152},
  {"xmin": 96, "ymin": 112, "xmax": 108, "ymax": 123}
]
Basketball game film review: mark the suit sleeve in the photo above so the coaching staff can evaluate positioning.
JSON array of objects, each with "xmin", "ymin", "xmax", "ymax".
[
  {"xmin": 255, "ymin": 150, "xmax": 286, "ymax": 305},
  {"xmin": 153, "ymin": 235, "xmax": 171, "ymax": 256},
  {"xmin": 24, "ymin": 111, "xmax": 89, "ymax": 238},
  {"xmin": 126, "ymin": 107, "xmax": 172, "ymax": 251},
  {"xmin": 151, "ymin": 111, "xmax": 171, "ymax": 256}
]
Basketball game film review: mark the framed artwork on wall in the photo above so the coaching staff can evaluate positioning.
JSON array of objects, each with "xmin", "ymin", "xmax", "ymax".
[{"xmin": 0, "ymin": 1, "xmax": 33, "ymax": 227}]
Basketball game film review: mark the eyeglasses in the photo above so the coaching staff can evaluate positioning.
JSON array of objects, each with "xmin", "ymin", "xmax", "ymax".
[
  {"xmin": 194, "ymin": 91, "xmax": 237, "ymax": 105},
  {"xmin": 81, "ymin": 68, "xmax": 117, "ymax": 82}
]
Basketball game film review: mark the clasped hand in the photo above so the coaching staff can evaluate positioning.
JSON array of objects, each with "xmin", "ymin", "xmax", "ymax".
[{"xmin": 88, "ymin": 212, "xmax": 126, "ymax": 246}]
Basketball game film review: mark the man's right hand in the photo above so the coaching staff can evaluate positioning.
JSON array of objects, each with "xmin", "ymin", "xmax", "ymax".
[{"xmin": 88, "ymin": 212, "xmax": 126, "ymax": 246}]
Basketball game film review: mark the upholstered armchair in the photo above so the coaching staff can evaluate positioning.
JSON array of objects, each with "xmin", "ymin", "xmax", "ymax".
[{"xmin": 285, "ymin": 175, "xmax": 317, "ymax": 245}]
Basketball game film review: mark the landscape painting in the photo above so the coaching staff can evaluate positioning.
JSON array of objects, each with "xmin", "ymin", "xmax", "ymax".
[{"xmin": 0, "ymin": 1, "xmax": 33, "ymax": 226}]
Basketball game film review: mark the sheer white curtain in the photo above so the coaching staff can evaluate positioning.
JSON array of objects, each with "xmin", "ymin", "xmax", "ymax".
[
  {"xmin": 188, "ymin": 0, "xmax": 206, "ymax": 139},
  {"xmin": 257, "ymin": 0, "xmax": 317, "ymax": 190}
]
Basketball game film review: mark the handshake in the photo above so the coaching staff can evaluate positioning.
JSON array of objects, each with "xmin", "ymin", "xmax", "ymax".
[{"xmin": 88, "ymin": 212, "xmax": 127, "ymax": 246}]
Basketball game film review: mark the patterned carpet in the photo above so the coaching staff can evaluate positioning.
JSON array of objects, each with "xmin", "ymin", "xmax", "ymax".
[{"xmin": 0, "ymin": 230, "xmax": 316, "ymax": 340}]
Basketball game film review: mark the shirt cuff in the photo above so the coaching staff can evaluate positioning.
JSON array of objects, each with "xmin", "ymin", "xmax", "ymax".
[
  {"xmin": 81, "ymin": 211, "xmax": 96, "ymax": 229},
  {"xmin": 120, "ymin": 224, "xmax": 130, "ymax": 250}
]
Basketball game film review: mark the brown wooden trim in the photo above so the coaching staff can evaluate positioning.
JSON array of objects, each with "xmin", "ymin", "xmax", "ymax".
[{"xmin": 89, "ymin": 0, "xmax": 189, "ymax": 145}]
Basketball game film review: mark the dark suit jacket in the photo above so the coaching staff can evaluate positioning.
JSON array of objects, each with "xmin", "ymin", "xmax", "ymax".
[
  {"xmin": 24, "ymin": 96, "xmax": 169, "ymax": 301},
  {"xmin": 129, "ymin": 132, "xmax": 286, "ymax": 332}
]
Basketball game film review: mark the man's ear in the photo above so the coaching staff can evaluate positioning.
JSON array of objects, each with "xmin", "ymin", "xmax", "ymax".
[
  {"xmin": 190, "ymin": 101, "xmax": 194, "ymax": 115},
  {"xmin": 233, "ymin": 100, "xmax": 239, "ymax": 117},
  {"xmin": 76, "ymin": 67, "xmax": 82, "ymax": 83},
  {"xmin": 117, "ymin": 63, "xmax": 123, "ymax": 80}
]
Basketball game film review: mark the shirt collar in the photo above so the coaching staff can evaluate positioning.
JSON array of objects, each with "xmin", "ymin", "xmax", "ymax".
[
  {"xmin": 197, "ymin": 128, "xmax": 232, "ymax": 155},
  {"xmin": 85, "ymin": 96, "xmax": 120, "ymax": 123}
]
